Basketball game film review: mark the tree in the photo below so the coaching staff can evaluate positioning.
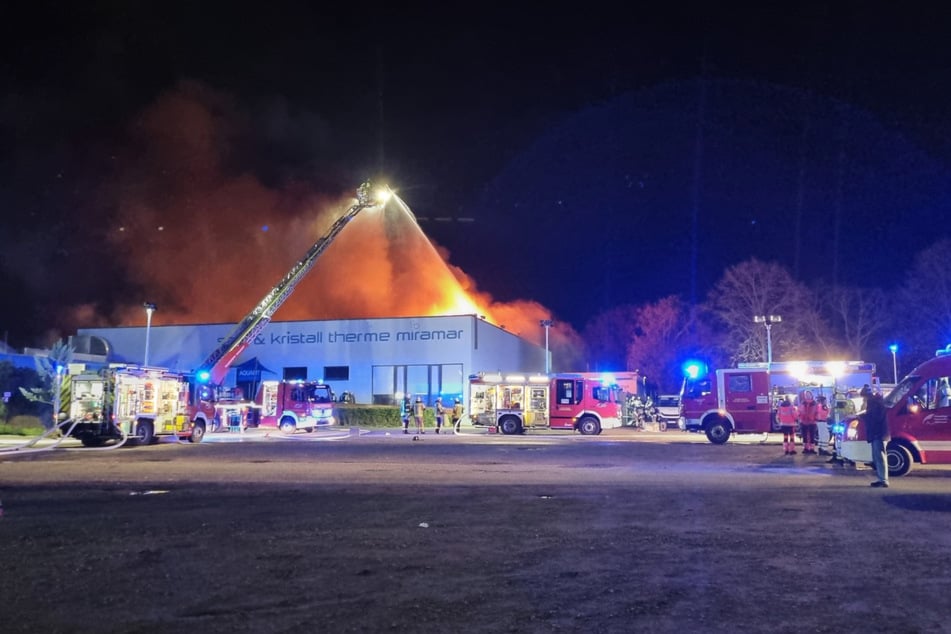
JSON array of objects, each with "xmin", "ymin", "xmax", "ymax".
[
  {"xmin": 822, "ymin": 285, "xmax": 890, "ymax": 360},
  {"xmin": 894, "ymin": 239, "xmax": 951, "ymax": 366},
  {"xmin": 625, "ymin": 296, "xmax": 724, "ymax": 392},
  {"xmin": 582, "ymin": 305, "xmax": 640, "ymax": 371},
  {"xmin": 704, "ymin": 258, "xmax": 818, "ymax": 363},
  {"xmin": 18, "ymin": 339, "xmax": 74, "ymax": 428}
]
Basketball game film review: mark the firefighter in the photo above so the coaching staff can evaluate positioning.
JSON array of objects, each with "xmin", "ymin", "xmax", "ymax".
[
  {"xmin": 451, "ymin": 398, "xmax": 464, "ymax": 430},
  {"xmin": 434, "ymin": 397, "xmax": 447, "ymax": 433},
  {"xmin": 401, "ymin": 396, "xmax": 412, "ymax": 434},
  {"xmin": 777, "ymin": 397, "xmax": 799, "ymax": 455},
  {"xmin": 413, "ymin": 396, "xmax": 426, "ymax": 434},
  {"xmin": 798, "ymin": 390, "xmax": 819, "ymax": 454}
]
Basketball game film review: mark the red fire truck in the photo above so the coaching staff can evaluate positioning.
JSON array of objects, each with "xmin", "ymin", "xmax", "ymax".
[
  {"xmin": 838, "ymin": 346, "xmax": 951, "ymax": 476},
  {"xmin": 215, "ymin": 379, "xmax": 336, "ymax": 434},
  {"xmin": 63, "ymin": 365, "xmax": 202, "ymax": 446},
  {"xmin": 680, "ymin": 360, "xmax": 875, "ymax": 444},
  {"xmin": 192, "ymin": 183, "xmax": 386, "ymax": 432},
  {"xmin": 468, "ymin": 372, "xmax": 623, "ymax": 435}
]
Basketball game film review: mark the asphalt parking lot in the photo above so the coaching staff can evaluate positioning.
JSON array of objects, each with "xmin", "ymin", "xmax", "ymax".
[{"xmin": 2, "ymin": 426, "xmax": 950, "ymax": 633}]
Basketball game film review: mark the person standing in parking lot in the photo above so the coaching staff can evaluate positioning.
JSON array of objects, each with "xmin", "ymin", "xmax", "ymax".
[
  {"xmin": 798, "ymin": 390, "xmax": 819, "ymax": 454},
  {"xmin": 861, "ymin": 386, "xmax": 890, "ymax": 488},
  {"xmin": 777, "ymin": 397, "xmax": 799, "ymax": 455},
  {"xmin": 434, "ymin": 397, "xmax": 447, "ymax": 434},
  {"xmin": 413, "ymin": 396, "xmax": 426, "ymax": 435}
]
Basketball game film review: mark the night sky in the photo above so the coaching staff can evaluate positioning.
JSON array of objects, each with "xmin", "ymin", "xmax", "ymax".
[{"xmin": 3, "ymin": 2, "xmax": 951, "ymax": 349}]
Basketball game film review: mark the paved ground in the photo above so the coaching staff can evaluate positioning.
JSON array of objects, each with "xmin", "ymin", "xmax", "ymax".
[{"xmin": 2, "ymin": 426, "xmax": 950, "ymax": 633}]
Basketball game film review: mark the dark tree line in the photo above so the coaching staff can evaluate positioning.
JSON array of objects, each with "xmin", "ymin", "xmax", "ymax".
[{"xmin": 582, "ymin": 238, "xmax": 951, "ymax": 392}]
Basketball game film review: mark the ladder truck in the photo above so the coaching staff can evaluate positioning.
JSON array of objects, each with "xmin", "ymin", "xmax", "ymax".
[{"xmin": 194, "ymin": 182, "xmax": 389, "ymax": 432}]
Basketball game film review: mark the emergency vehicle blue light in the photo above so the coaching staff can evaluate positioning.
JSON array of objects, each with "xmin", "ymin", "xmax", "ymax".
[
  {"xmin": 196, "ymin": 370, "xmax": 211, "ymax": 383},
  {"xmin": 936, "ymin": 344, "xmax": 951, "ymax": 357},
  {"xmin": 682, "ymin": 360, "xmax": 706, "ymax": 380},
  {"xmin": 600, "ymin": 373, "xmax": 616, "ymax": 385}
]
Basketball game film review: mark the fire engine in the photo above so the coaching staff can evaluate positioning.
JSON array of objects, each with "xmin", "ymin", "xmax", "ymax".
[
  {"xmin": 680, "ymin": 360, "xmax": 876, "ymax": 444},
  {"xmin": 193, "ymin": 182, "xmax": 387, "ymax": 433},
  {"xmin": 838, "ymin": 346, "xmax": 951, "ymax": 476},
  {"xmin": 62, "ymin": 365, "xmax": 201, "ymax": 446},
  {"xmin": 468, "ymin": 372, "xmax": 623, "ymax": 435}
]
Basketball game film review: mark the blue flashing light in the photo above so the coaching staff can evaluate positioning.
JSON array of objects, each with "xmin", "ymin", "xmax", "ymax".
[
  {"xmin": 682, "ymin": 360, "xmax": 707, "ymax": 380},
  {"xmin": 196, "ymin": 370, "xmax": 211, "ymax": 383},
  {"xmin": 889, "ymin": 343, "xmax": 898, "ymax": 353},
  {"xmin": 937, "ymin": 344, "xmax": 951, "ymax": 357},
  {"xmin": 600, "ymin": 373, "xmax": 616, "ymax": 385}
]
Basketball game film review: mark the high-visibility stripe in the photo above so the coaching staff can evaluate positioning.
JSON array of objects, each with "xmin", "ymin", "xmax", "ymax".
[{"xmin": 59, "ymin": 375, "xmax": 72, "ymax": 416}]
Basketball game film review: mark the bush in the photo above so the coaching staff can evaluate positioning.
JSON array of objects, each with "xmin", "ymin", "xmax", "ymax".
[
  {"xmin": 333, "ymin": 405, "xmax": 435, "ymax": 428},
  {"xmin": 0, "ymin": 415, "xmax": 46, "ymax": 436}
]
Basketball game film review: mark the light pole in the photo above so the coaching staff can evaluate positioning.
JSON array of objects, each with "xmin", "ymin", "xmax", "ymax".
[
  {"xmin": 143, "ymin": 302, "xmax": 157, "ymax": 366},
  {"xmin": 540, "ymin": 319, "xmax": 553, "ymax": 374},
  {"xmin": 753, "ymin": 315, "xmax": 782, "ymax": 370},
  {"xmin": 889, "ymin": 344, "xmax": 898, "ymax": 384}
]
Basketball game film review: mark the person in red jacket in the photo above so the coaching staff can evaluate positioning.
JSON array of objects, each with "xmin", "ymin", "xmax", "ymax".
[
  {"xmin": 798, "ymin": 390, "xmax": 819, "ymax": 454},
  {"xmin": 777, "ymin": 397, "xmax": 799, "ymax": 455}
]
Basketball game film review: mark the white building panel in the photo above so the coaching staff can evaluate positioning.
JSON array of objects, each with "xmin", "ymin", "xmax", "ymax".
[{"xmin": 79, "ymin": 314, "xmax": 546, "ymax": 406}]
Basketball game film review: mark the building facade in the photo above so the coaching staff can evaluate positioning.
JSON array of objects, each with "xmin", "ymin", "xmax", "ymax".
[{"xmin": 79, "ymin": 315, "xmax": 547, "ymax": 405}]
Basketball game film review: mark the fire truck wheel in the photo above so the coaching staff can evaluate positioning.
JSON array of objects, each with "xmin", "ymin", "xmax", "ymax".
[
  {"xmin": 578, "ymin": 416, "xmax": 601, "ymax": 436},
  {"xmin": 886, "ymin": 443, "xmax": 913, "ymax": 477},
  {"xmin": 189, "ymin": 422, "xmax": 206, "ymax": 443},
  {"xmin": 80, "ymin": 436, "xmax": 105, "ymax": 448},
  {"xmin": 134, "ymin": 420, "xmax": 155, "ymax": 445},
  {"xmin": 305, "ymin": 427, "xmax": 315, "ymax": 433},
  {"xmin": 704, "ymin": 420, "xmax": 731, "ymax": 445},
  {"xmin": 279, "ymin": 418, "xmax": 297, "ymax": 435},
  {"xmin": 498, "ymin": 416, "xmax": 522, "ymax": 435}
]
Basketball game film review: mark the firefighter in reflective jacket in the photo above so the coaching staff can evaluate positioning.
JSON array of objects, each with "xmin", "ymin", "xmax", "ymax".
[
  {"xmin": 451, "ymin": 398, "xmax": 464, "ymax": 429},
  {"xmin": 434, "ymin": 397, "xmax": 447, "ymax": 434},
  {"xmin": 777, "ymin": 397, "xmax": 799, "ymax": 456},
  {"xmin": 413, "ymin": 396, "xmax": 426, "ymax": 435},
  {"xmin": 401, "ymin": 396, "xmax": 412, "ymax": 434}
]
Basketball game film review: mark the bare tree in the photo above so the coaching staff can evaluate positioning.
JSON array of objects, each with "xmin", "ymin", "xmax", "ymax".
[
  {"xmin": 582, "ymin": 305, "xmax": 640, "ymax": 371},
  {"xmin": 895, "ymin": 239, "xmax": 951, "ymax": 365},
  {"xmin": 823, "ymin": 285, "xmax": 890, "ymax": 359},
  {"xmin": 705, "ymin": 258, "xmax": 817, "ymax": 363},
  {"xmin": 626, "ymin": 296, "xmax": 723, "ymax": 392}
]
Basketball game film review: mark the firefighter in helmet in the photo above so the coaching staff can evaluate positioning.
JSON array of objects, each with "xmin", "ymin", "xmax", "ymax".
[
  {"xmin": 434, "ymin": 396, "xmax": 447, "ymax": 434},
  {"xmin": 451, "ymin": 397, "xmax": 464, "ymax": 430},
  {"xmin": 401, "ymin": 395, "xmax": 412, "ymax": 434},
  {"xmin": 413, "ymin": 396, "xmax": 426, "ymax": 434}
]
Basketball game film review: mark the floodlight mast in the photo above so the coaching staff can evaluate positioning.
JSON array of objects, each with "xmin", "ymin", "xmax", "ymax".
[{"xmin": 197, "ymin": 182, "xmax": 385, "ymax": 385}]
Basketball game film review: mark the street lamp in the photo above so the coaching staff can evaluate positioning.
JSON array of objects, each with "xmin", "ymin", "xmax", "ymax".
[
  {"xmin": 540, "ymin": 319, "xmax": 553, "ymax": 374},
  {"xmin": 143, "ymin": 302, "xmax": 157, "ymax": 366},
  {"xmin": 889, "ymin": 344, "xmax": 898, "ymax": 384},
  {"xmin": 753, "ymin": 315, "xmax": 782, "ymax": 370}
]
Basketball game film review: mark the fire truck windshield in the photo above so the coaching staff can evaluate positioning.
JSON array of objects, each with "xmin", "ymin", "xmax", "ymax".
[
  {"xmin": 304, "ymin": 384, "xmax": 333, "ymax": 403},
  {"xmin": 885, "ymin": 376, "xmax": 918, "ymax": 407}
]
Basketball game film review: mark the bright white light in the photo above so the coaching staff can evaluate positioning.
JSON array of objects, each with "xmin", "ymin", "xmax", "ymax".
[
  {"xmin": 788, "ymin": 361, "xmax": 809, "ymax": 381},
  {"xmin": 375, "ymin": 187, "xmax": 393, "ymax": 204},
  {"xmin": 825, "ymin": 361, "xmax": 846, "ymax": 378},
  {"xmin": 505, "ymin": 375, "xmax": 526, "ymax": 383}
]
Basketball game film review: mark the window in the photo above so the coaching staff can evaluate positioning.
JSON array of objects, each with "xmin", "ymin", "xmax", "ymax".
[
  {"xmin": 555, "ymin": 379, "xmax": 582, "ymax": 405},
  {"xmin": 728, "ymin": 375, "xmax": 752, "ymax": 393},
  {"xmin": 283, "ymin": 367, "xmax": 307, "ymax": 381},
  {"xmin": 324, "ymin": 366, "xmax": 349, "ymax": 381}
]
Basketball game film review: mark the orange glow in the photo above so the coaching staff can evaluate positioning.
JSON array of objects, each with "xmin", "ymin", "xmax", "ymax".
[{"xmin": 68, "ymin": 81, "xmax": 584, "ymax": 368}]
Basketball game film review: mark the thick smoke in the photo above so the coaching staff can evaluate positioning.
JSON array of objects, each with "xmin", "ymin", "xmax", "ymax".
[{"xmin": 71, "ymin": 81, "xmax": 583, "ymax": 366}]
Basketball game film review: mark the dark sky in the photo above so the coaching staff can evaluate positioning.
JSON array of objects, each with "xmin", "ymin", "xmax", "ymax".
[{"xmin": 3, "ymin": 2, "xmax": 951, "ymax": 348}]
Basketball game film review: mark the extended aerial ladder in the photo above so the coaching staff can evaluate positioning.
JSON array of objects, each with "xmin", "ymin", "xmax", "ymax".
[{"xmin": 196, "ymin": 181, "xmax": 388, "ymax": 385}]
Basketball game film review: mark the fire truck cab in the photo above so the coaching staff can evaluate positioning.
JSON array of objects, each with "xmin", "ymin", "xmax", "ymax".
[
  {"xmin": 468, "ymin": 372, "xmax": 622, "ymax": 435},
  {"xmin": 838, "ymin": 347, "xmax": 951, "ymax": 476},
  {"xmin": 256, "ymin": 380, "xmax": 336, "ymax": 434}
]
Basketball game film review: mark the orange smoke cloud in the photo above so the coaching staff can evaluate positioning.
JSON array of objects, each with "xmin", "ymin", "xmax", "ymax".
[{"xmin": 78, "ymin": 80, "xmax": 583, "ymax": 368}]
